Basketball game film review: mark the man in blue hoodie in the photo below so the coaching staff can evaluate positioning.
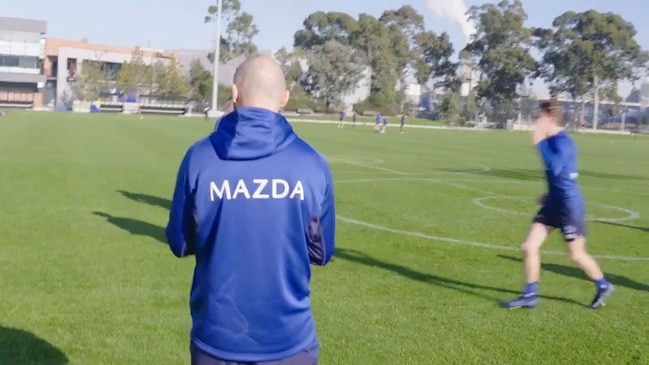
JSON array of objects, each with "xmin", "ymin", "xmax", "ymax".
[{"xmin": 166, "ymin": 55, "xmax": 336, "ymax": 365}]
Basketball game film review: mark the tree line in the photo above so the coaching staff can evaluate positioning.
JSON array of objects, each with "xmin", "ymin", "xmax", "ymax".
[
  {"xmin": 72, "ymin": 46, "xmax": 235, "ymax": 107},
  {"xmin": 280, "ymin": 0, "xmax": 646, "ymax": 125},
  {"xmin": 73, "ymin": 0, "xmax": 647, "ymax": 126}
]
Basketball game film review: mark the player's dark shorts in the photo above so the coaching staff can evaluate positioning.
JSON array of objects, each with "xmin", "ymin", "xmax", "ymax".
[
  {"xmin": 533, "ymin": 202, "xmax": 586, "ymax": 242},
  {"xmin": 191, "ymin": 343, "xmax": 318, "ymax": 365}
]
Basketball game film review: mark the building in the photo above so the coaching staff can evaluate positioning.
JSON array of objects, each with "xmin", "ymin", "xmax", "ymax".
[
  {"xmin": 172, "ymin": 49, "xmax": 274, "ymax": 85},
  {"xmin": 402, "ymin": 83, "xmax": 422, "ymax": 105},
  {"xmin": 458, "ymin": 64, "xmax": 478, "ymax": 97},
  {"xmin": 44, "ymin": 39, "xmax": 175, "ymax": 107},
  {"xmin": 170, "ymin": 49, "xmax": 212, "ymax": 79},
  {"xmin": 0, "ymin": 17, "xmax": 47, "ymax": 108},
  {"xmin": 639, "ymin": 77, "xmax": 649, "ymax": 108}
]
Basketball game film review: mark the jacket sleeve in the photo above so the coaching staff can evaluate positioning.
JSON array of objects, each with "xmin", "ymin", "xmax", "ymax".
[
  {"xmin": 536, "ymin": 138, "xmax": 569, "ymax": 177},
  {"xmin": 307, "ymin": 162, "xmax": 336, "ymax": 266},
  {"xmin": 165, "ymin": 150, "xmax": 196, "ymax": 258}
]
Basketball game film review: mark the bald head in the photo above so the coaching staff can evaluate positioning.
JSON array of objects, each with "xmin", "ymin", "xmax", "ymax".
[{"xmin": 232, "ymin": 55, "xmax": 289, "ymax": 112}]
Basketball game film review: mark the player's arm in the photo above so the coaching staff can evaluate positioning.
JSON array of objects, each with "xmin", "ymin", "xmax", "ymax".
[
  {"xmin": 535, "ymin": 138, "xmax": 569, "ymax": 177},
  {"xmin": 166, "ymin": 150, "xmax": 196, "ymax": 258},
  {"xmin": 307, "ymin": 162, "xmax": 336, "ymax": 266}
]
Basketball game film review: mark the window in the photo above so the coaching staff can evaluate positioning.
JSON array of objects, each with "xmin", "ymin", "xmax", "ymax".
[
  {"xmin": 103, "ymin": 62, "xmax": 121, "ymax": 81},
  {"xmin": 0, "ymin": 54, "xmax": 40, "ymax": 69},
  {"xmin": 0, "ymin": 55, "xmax": 19, "ymax": 67}
]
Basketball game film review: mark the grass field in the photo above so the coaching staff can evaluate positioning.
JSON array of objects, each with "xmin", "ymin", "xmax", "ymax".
[
  {"xmin": 290, "ymin": 113, "xmax": 444, "ymax": 126},
  {"xmin": 0, "ymin": 111, "xmax": 647, "ymax": 365}
]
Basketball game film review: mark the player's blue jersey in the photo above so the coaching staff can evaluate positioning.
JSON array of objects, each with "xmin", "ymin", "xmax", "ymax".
[{"xmin": 536, "ymin": 131, "xmax": 583, "ymax": 206}]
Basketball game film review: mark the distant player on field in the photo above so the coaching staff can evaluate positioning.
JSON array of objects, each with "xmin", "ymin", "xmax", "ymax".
[
  {"xmin": 381, "ymin": 116, "xmax": 388, "ymax": 133},
  {"xmin": 337, "ymin": 110, "xmax": 345, "ymax": 129},
  {"xmin": 503, "ymin": 100, "xmax": 614, "ymax": 310},
  {"xmin": 400, "ymin": 114, "xmax": 406, "ymax": 134},
  {"xmin": 352, "ymin": 111, "xmax": 357, "ymax": 128},
  {"xmin": 203, "ymin": 103, "xmax": 211, "ymax": 121},
  {"xmin": 374, "ymin": 112, "xmax": 382, "ymax": 133}
]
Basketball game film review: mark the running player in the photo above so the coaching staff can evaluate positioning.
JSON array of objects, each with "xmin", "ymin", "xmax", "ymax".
[
  {"xmin": 400, "ymin": 114, "xmax": 406, "ymax": 134},
  {"xmin": 352, "ymin": 111, "xmax": 357, "ymax": 128},
  {"xmin": 381, "ymin": 116, "xmax": 388, "ymax": 133},
  {"xmin": 503, "ymin": 100, "xmax": 614, "ymax": 310},
  {"xmin": 338, "ymin": 110, "xmax": 346, "ymax": 129},
  {"xmin": 374, "ymin": 112, "xmax": 382, "ymax": 133}
]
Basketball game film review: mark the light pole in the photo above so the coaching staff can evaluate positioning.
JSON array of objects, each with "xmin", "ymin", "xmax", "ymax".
[{"xmin": 211, "ymin": 0, "xmax": 223, "ymax": 113}]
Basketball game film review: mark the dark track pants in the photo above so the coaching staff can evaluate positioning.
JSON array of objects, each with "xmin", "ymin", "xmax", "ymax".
[{"xmin": 191, "ymin": 344, "xmax": 318, "ymax": 365}]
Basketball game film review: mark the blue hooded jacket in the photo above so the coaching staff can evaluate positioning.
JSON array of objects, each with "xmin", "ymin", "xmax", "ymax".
[{"xmin": 166, "ymin": 107, "xmax": 336, "ymax": 362}]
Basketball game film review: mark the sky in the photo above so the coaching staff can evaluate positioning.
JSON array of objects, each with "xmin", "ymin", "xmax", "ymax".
[{"xmin": 3, "ymin": 0, "xmax": 649, "ymax": 96}]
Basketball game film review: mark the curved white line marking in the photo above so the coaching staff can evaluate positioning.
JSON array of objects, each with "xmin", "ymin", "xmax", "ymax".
[
  {"xmin": 336, "ymin": 177, "xmax": 648, "ymax": 262},
  {"xmin": 472, "ymin": 196, "xmax": 640, "ymax": 223},
  {"xmin": 473, "ymin": 196, "xmax": 527, "ymax": 216},
  {"xmin": 336, "ymin": 215, "xmax": 649, "ymax": 261},
  {"xmin": 340, "ymin": 160, "xmax": 412, "ymax": 175}
]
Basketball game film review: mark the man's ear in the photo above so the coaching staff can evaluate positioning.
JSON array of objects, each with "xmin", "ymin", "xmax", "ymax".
[
  {"xmin": 280, "ymin": 89, "xmax": 290, "ymax": 108},
  {"xmin": 231, "ymin": 84, "xmax": 239, "ymax": 105}
]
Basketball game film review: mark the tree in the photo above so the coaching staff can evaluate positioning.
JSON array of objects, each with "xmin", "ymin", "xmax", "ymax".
[
  {"xmin": 462, "ymin": 89, "xmax": 477, "ymax": 122},
  {"xmin": 116, "ymin": 62, "xmax": 136, "ymax": 95},
  {"xmin": 206, "ymin": 0, "xmax": 259, "ymax": 62},
  {"xmin": 535, "ymin": 10, "xmax": 647, "ymax": 127},
  {"xmin": 274, "ymin": 47, "xmax": 304, "ymax": 89},
  {"xmin": 152, "ymin": 60, "xmax": 187, "ymax": 98},
  {"xmin": 378, "ymin": 6, "xmax": 424, "ymax": 108},
  {"xmin": 117, "ymin": 48, "xmax": 153, "ymax": 98},
  {"xmin": 463, "ymin": 0, "xmax": 537, "ymax": 122},
  {"xmin": 300, "ymin": 40, "xmax": 364, "ymax": 110},
  {"xmin": 350, "ymin": 14, "xmax": 400, "ymax": 111},
  {"xmin": 380, "ymin": 5, "xmax": 426, "ymax": 81},
  {"xmin": 438, "ymin": 89, "xmax": 462, "ymax": 125},
  {"xmin": 379, "ymin": 5, "xmax": 424, "ymax": 44},
  {"xmin": 414, "ymin": 30, "xmax": 457, "ymax": 90},
  {"xmin": 187, "ymin": 59, "xmax": 212, "ymax": 101},
  {"xmin": 294, "ymin": 12, "xmax": 358, "ymax": 49},
  {"xmin": 71, "ymin": 60, "xmax": 105, "ymax": 101}
]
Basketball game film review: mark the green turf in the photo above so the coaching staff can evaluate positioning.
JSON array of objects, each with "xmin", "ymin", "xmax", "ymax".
[
  {"xmin": 290, "ymin": 113, "xmax": 444, "ymax": 126},
  {"xmin": 0, "ymin": 111, "xmax": 647, "ymax": 365}
]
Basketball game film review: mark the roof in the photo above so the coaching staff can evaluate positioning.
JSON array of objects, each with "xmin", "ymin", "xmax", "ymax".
[
  {"xmin": 0, "ymin": 17, "xmax": 47, "ymax": 34},
  {"xmin": 46, "ymin": 38, "xmax": 174, "ymax": 59}
]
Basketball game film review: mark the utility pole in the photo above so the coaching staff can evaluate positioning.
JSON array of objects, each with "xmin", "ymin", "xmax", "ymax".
[
  {"xmin": 593, "ymin": 75, "xmax": 600, "ymax": 130},
  {"xmin": 211, "ymin": 0, "xmax": 223, "ymax": 113}
]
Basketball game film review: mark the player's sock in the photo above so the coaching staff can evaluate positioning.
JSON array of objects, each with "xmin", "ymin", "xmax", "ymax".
[
  {"xmin": 523, "ymin": 281, "xmax": 538, "ymax": 297},
  {"xmin": 595, "ymin": 277, "xmax": 610, "ymax": 292}
]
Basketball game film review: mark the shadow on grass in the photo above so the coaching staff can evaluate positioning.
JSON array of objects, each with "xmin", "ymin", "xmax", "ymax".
[
  {"xmin": 442, "ymin": 167, "xmax": 648, "ymax": 183},
  {"xmin": 335, "ymin": 248, "xmax": 583, "ymax": 306},
  {"xmin": 499, "ymin": 255, "xmax": 649, "ymax": 293},
  {"xmin": 93, "ymin": 212, "xmax": 166, "ymax": 244},
  {"xmin": 0, "ymin": 325, "xmax": 69, "ymax": 365},
  {"xmin": 117, "ymin": 191, "xmax": 170, "ymax": 210},
  {"xmin": 596, "ymin": 221, "xmax": 648, "ymax": 233},
  {"xmin": 442, "ymin": 168, "xmax": 542, "ymax": 181}
]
